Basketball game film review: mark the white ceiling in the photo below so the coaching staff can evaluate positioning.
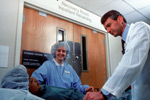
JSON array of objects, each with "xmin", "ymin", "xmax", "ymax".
[{"xmin": 67, "ymin": 0, "xmax": 150, "ymax": 25}]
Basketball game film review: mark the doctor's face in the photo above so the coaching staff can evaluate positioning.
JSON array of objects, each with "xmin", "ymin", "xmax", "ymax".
[
  {"xmin": 55, "ymin": 46, "xmax": 66, "ymax": 62},
  {"xmin": 104, "ymin": 16, "xmax": 124, "ymax": 37}
]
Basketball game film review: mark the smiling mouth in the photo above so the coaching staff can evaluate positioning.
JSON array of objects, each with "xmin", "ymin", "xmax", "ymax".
[
  {"xmin": 58, "ymin": 56, "xmax": 64, "ymax": 58},
  {"xmin": 58, "ymin": 56, "xmax": 65, "ymax": 60}
]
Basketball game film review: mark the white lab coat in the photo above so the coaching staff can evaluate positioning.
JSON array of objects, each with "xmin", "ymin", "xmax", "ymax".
[{"xmin": 102, "ymin": 22, "xmax": 150, "ymax": 100}]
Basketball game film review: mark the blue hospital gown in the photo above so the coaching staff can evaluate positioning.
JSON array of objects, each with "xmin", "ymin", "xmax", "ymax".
[{"xmin": 32, "ymin": 59, "xmax": 89, "ymax": 94}]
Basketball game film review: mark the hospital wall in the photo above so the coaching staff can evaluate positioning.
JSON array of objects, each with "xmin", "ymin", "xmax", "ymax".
[
  {"xmin": 108, "ymin": 34, "xmax": 123, "ymax": 75},
  {"xmin": 0, "ymin": 0, "xmax": 122, "ymax": 85},
  {"xmin": 0, "ymin": 0, "xmax": 20, "ymax": 83}
]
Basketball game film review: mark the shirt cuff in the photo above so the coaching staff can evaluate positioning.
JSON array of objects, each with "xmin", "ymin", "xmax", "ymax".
[{"xmin": 101, "ymin": 88, "xmax": 116, "ymax": 99}]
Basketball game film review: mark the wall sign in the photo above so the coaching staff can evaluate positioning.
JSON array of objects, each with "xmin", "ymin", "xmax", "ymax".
[
  {"xmin": 22, "ymin": 50, "xmax": 52, "ymax": 68},
  {"xmin": 25, "ymin": 0, "xmax": 105, "ymax": 31}
]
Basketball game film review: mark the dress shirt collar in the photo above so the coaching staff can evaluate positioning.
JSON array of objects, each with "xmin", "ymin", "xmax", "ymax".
[{"xmin": 122, "ymin": 24, "xmax": 130, "ymax": 42}]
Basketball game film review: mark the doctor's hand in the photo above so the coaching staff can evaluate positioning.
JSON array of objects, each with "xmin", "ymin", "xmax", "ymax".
[
  {"xmin": 85, "ymin": 86, "xmax": 94, "ymax": 92},
  {"xmin": 83, "ymin": 92, "xmax": 105, "ymax": 100}
]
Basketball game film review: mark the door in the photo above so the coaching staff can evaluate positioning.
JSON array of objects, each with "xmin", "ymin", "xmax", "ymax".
[{"xmin": 73, "ymin": 24, "xmax": 107, "ymax": 90}]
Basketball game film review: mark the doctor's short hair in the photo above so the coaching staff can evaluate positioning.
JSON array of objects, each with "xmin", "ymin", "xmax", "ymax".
[
  {"xmin": 51, "ymin": 41, "xmax": 70, "ymax": 60},
  {"xmin": 101, "ymin": 10, "xmax": 127, "ymax": 25}
]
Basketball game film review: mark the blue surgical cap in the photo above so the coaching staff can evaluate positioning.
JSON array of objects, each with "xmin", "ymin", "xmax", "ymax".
[
  {"xmin": 51, "ymin": 41, "xmax": 70, "ymax": 60},
  {"xmin": 1, "ymin": 65, "xmax": 29, "ymax": 90}
]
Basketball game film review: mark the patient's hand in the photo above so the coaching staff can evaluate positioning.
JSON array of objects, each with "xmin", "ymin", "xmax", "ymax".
[
  {"xmin": 83, "ymin": 92, "xmax": 105, "ymax": 100},
  {"xmin": 29, "ymin": 77, "xmax": 41, "ymax": 94},
  {"xmin": 85, "ymin": 86, "xmax": 94, "ymax": 92}
]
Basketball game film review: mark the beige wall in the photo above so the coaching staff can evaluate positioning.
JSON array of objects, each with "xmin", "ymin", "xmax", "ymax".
[{"xmin": 0, "ymin": 0, "xmax": 20, "ymax": 84}]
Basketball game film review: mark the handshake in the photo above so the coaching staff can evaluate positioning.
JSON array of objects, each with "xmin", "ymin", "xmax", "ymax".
[{"xmin": 84, "ymin": 87, "xmax": 106, "ymax": 100}]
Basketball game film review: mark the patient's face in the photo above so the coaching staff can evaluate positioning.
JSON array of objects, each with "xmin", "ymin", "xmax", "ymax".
[{"xmin": 29, "ymin": 77, "xmax": 41, "ymax": 94}]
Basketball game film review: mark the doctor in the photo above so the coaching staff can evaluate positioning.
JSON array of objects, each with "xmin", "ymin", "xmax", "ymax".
[
  {"xmin": 32, "ymin": 41, "xmax": 94, "ymax": 95},
  {"xmin": 83, "ymin": 10, "xmax": 150, "ymax": 100}
]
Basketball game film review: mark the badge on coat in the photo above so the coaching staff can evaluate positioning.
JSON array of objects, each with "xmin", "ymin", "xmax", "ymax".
[{"xmin": 64, "ymin": 71, "xmax": 70, "ymax": 74}]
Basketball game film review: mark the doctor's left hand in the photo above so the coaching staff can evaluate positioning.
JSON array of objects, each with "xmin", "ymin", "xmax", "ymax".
[{"xmin": 83, "ymin": 92, "xmax": 105, "ymax": 100}]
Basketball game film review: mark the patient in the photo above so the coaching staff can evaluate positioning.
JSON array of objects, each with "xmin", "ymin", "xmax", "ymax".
[
  {"xmin": 0, "ymin": 65, "xmax": 44, "ymax": 100},
  {"xmin": 29, "ymin": 77, "xmax": 84, "ymax": 100},
  {"xmin": 0, "ymin": 64, "xmax": 84, "ymax": 100}
]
